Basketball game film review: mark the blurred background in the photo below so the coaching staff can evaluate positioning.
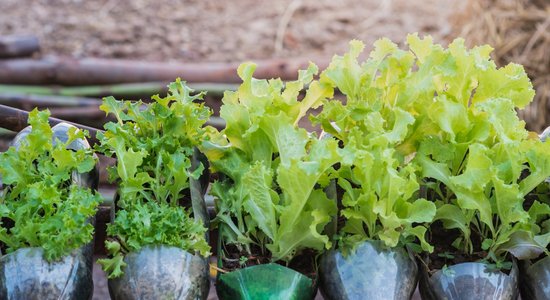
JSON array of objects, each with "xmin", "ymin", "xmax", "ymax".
[
  {"xmin": 0, "ymin": 0, "xmax": 548, "ymax": 299},
  {"xmin": 0, "ymin": 0, "xmax": 457, "ymax": 61}
]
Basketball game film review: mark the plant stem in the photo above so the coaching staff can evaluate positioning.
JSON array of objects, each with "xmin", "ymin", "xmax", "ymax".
[{"xmin": 210, "ymin": 264, "xmax": 228, "ymax": 274}]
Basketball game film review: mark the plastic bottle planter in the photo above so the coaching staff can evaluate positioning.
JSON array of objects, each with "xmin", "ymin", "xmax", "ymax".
[
  {"xmin": 108, "ymin": 246, "xmax": 209, "ymax": 300},
  {"xmin": 215, "ymin": 223, "xmax": 317, "ymax": 300},
  {"xmin": 214, "ymin": 169, "xmax": 325, "ymax": 300},
  {"xmin": 10, "ymin": 123, "xmax": 99, "ymax": 191},
  {"xmin": 319, "ymin": 240, "xmax": 418, "ymax": 300},
  {"xmin": 519, "ymin": 256, "xmax": 550, "ymax": 299},
  {"xmin": 0, "ymin": 247, "xmax": 93, "ymax": 300},
  {"xmin": 419, "ymin": 261, "xmax": 519, "ymax": 300},
  {"xmin": 106, "ymin": 199, "xmax": 211, "ymax": 300},
  {"xmin": 0, "ymin": 123, "xmax": 98, "ymax": 300},
  {"xmin": 107, "ymin": 149, "xmax": 211, "ymax": 300},
  {"xmin": 216, "ymin": 262, "xmax": 317, "ymax": 300}
]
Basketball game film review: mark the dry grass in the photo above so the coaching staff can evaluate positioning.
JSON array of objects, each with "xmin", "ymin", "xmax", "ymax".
[{"xmin": 456, "ymin": 0, "xmax": 550, "ymax": 131}]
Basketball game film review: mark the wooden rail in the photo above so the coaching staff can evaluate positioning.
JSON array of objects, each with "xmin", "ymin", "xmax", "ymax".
[
  {"xmin": 0, "ymin": 56, "xmax": 327, "ymax": 85},
  {"xmin": 0, "ymin": 104, "xmax": 102, "ymax": 145}
]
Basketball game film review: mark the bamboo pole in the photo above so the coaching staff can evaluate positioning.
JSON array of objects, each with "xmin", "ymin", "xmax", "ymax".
[
  {"xmin": 0, "ymin": 128, "xmax": 15, "ymax": 135},
  {"xmin": 46, "ymin": 106, "xmax": 226, "ymax": 128},
  {"xmin": 0, "ymin": 36, "xmax": 40, "ymax": 58},
  {"xmin": 0, "ymin": 92, "xmax": 100, "ymax": 108},
  {"xmin": 0, "ymin": 104, "xmax": 102, "ymax": 145},
  {"xmin": 0, "ymin": 82, "xmax": 236, "ymax": 98},
  {"xmin": 0, "ymin": 56, "xmax": 327, "ymax": 86},
  {"xmin": 48, "ymin": 106, "xmax": 108, "ymax": 120}
]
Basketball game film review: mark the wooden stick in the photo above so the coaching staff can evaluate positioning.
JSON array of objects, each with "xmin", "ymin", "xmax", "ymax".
[
  {"xmin": 274, "ymin": 0, "xmax": 302, "ymax": 54},
  {"xmin": 0, "ymin": 56, "xmax": 327, "ymax": 86},
  {"xmin": 0, "ymin": 92, "xmax": 100, "ymax": 108},
  {"xmin": 0, "ymin": 82, "xmax": 236, "ymax": 98},
  {"xmin": 0, "ymin": 35, "xmax": 40, "ymax": 58},
  {"xmin": 0, "ymin": 104, "xmax": 102, "ymax": 145},
  {"xmin": 210, "ymin": 264, "xmax": 228, "ymax": 274},
  {"xmin": 48, "ymin": 106, "xmax": 107, "ymax": 119}
]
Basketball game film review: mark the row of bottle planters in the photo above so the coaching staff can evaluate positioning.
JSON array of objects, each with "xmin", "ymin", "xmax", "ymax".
[
  {"xmin": 2, "ymin": 124, "xmax": 550, "ymax": 300},
  {"xmin": 3, "ymin": 237, "xmax": 550, "ymax": 300}
]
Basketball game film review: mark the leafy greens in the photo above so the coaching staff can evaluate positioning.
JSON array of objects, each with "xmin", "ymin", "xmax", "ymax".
[
  {"xmin": 316, "ymin": 34, "xmax": 550, "ymax": 266},
  {"xmin": 203, "ymin": 62, "xmax": 339, "ymax": 263},
  {"xmin": 96, "ymin": 79, "xmax": 211, "ymax": 278},
  {"xmin": 314, "ymin": 39, "xmax": 436, "ymax": 254},
  {"xmin": 0, "ymin": 109, "xmax": 101, "ymax": 261}
]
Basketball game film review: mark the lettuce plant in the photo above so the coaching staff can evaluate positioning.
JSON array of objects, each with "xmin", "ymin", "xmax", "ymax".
[
  {"xmin": 320, "ymin": 34, "xmax": 550, "ymax": 268},
  {"xmin": 314, "ymin": 39, "xmax": 436, "ymax": 254},
  {"xmin": 0, "ymin": 109, "xmax": 102, "ymax": 261},
  {"xmin": 404, "ymin": 35, "xmax": 550, "ymax": 267},
  {"xmin": 203, "ymin": 62, "xmax": 339, "ymax": 264},
  {"xmin": 96, "ymin": 80, "xmax": 211, "ymax": 278}
]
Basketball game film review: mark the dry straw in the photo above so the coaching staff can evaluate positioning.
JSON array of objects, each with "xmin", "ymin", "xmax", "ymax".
[{"xmin": 455, "ymin": 0, "xmax": 550, "ymax": 131}]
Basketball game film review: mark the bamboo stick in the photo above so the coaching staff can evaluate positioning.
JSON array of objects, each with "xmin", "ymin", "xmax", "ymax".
[
  {"xmin": 0, "ymin": 92, "xmax": 100, "ymax": 108},
  {"xmin": 0, "ymin": 82, "xmax": 236, "ymax": 98},
  {"xmin": 0, "ymin": 128, "xmax": 15, "ymax": 135},
  {"xmin": 0, "ymin": 36, "xmax": 40, "ymax": 58},
  {"xmin": 46, "ymin": 106, "xmax": 226, "ymax": 128},
  {"xmin": 48, "ymin": 106, "xmax": 108, "ymax": 119},
  {"xmin": 0, "ymin": 56, "xmax": 327, "ymax": 86},
  {"xmin": 0, "ymin": 104, "xmax": 102, "ymax": 145}
]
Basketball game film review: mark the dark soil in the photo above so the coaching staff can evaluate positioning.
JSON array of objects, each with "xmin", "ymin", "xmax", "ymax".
[
  {"xmin": 221, "ymin": 243, "xmax": 271, "ymax": 271},
  {"xmin": 287, "ymin": 249, "xmax": 318, "ymax": 279},
  {"xmin": 220, "ymin": 243, "xmax": 317, "ymax": 280},
  {"xmin": 425, "ymin": 221, "xmax": 487, "ymax": 272}
]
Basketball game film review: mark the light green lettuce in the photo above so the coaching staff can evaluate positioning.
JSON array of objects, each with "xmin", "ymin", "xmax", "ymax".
[
  {"xmin": 314, "ymin": 39, "xmax": 435, "ymax": 254},
  {"xmin": 315, "ymin": 34, "xmax": 550, "ymax": 267},
  {"xmin": 203, "ymin": 62, "xmax": 339, "ymax": 262}
]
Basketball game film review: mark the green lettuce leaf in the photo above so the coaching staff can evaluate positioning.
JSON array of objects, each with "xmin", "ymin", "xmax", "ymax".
[
  {"xmin": 0, "ymin": 109, "xmax": 101, "ymax": 261},
  {"xmin": 96, "ymin": 79, "xmax": 211, "ymax": 278},
  {"xmin": 204, "ymin": 62, "xmax": 338, "ymax": 263}
]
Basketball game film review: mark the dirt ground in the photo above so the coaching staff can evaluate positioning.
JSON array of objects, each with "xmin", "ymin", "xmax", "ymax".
[{"xmin": 0, "ymin": 0, "xmax": 462, "ymax": 62}]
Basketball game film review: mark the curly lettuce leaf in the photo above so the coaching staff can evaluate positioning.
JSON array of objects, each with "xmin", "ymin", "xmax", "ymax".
[
  {"xmin": 315, "ymin": 34, "xmax": 547, "ymax": 265},
  {"xmin": 0, "ymin": 109, "xmax": 101, "ymax": 261},
  {"xmin": 96, "ymin": 79, "xmax": 211, "ymax": 277}
]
